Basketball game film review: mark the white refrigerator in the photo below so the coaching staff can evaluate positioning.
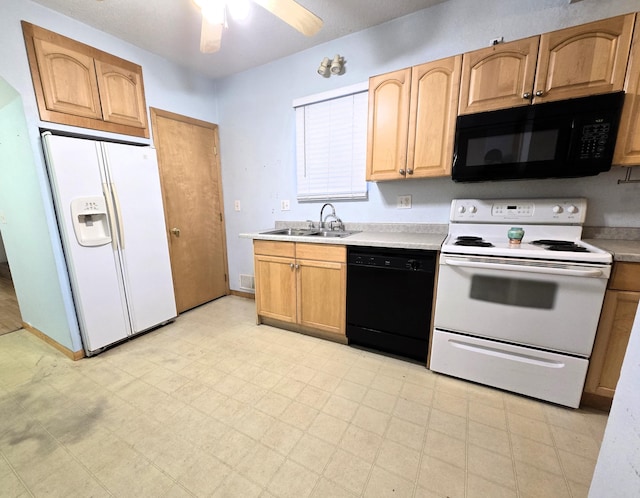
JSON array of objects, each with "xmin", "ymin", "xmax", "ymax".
[{"xmin": 42, "ymin": 132, "xmax": 177, "ymax": 355}]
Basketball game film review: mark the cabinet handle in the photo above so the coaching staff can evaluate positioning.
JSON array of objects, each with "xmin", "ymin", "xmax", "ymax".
[
  {"xmin": 290, "ymin": 263, "xmax": 295, "ymax": 269},
  {"xmin": 523, "ymin": 92, "xmax": 531, "ymax": 99},
  {"xmin": 295, "ymin": 264, "xmax": 300, "ymax": 269},
  {"xmin": 535, "ymin": 90, "xmax": 544, "ymax": 97},
  {"xmin": 399, "ymin": 169, "xmax": 406, "ymax": 175},
  {"xmin": 170, "ymin": 227, "xmax": 180, "ymax": 237},
  {"xmin": 407, "ymin": 169, "xmax": 414, "ymax": 175}
]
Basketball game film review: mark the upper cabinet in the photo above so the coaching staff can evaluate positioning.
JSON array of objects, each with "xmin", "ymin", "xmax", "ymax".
[
  {"xmin": 459, "ymin": 14, "xmax": 635, "ymax": 114},
  {"xmin": 22, "ymin": 22, "xmax": 149, "ymax": 138},
  {"xmin": 367, "ymin": 68, "xmax": 411, "ymax": 181},
  {"xmin": 614, "ymin": 18, "xmax": 640, "ymax": 166},
  {"xmin": 459, "ymin": 37, "xmax": 539, "ymax": 114},
  {"xmin": 367, "ymin": 56, "xmax": 462, "ymax": 181}
]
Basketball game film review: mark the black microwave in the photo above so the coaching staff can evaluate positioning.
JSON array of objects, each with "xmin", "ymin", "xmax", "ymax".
[{"xmin": 451, "ymin": 92, "xmax": 624, "ymax": 182}]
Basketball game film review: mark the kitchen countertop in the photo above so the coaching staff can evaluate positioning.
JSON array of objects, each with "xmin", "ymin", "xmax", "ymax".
[
  {"xmin": 241, "ymin": 223, "xmax": 640, "ymax": 260},
  {"xmin": 586, "ymin": 239, "xmax": 640, "ymax": 263},
  {"xmin": 240, "ymin": 223, "xmax": 447, "ymax": 251}
]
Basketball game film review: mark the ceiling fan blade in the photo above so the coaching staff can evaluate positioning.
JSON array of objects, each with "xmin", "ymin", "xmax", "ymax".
[
  {"xmin": 253, "ymin": 0, "xmax": 323, "ymax": 37},
  {"xmin": 200, "ymin": 17, "xmax": 223, "ymax": 53}
]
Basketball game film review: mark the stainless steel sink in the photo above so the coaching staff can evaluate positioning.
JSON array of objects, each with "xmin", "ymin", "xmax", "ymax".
[
  {"xmin": 308, "ymin": 230, "xmax": 359, "ymax": 238},
  {"xmin": 260, "ymin": 228, "xmax": 359, "ymax": 238},
  {"xmin": 260, "ymin": 228, "xmax": 320, "ymax": 236}
]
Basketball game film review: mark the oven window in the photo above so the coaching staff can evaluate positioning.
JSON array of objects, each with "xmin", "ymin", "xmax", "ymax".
[{"xmin": 470, "ymin": 275, "xmax": 556, "ymax": 309}]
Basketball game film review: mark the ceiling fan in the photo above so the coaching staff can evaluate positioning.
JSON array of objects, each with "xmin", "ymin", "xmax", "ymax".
[{"xmin": 193, "ymin": 0, "xmax": 323, "ymax": 53}]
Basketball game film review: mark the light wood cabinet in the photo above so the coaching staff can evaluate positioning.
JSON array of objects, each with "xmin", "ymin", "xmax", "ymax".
[
  {"xmin": 614, "ymin": 18, "xmax": 640, "ymax": 166},
  {"xmin": 22, "ymin": 22, "xmax": 149, "ymax": 138},
  {"xmin": 254, "ymin": 241, "xmax": 346, "ymax": 338},
  {"xmin": 459, "ymin": 37, "xmax": 539, "ymax": 114},
  {"xmin": 583, "ymin": 262, "xmax": 640, "ymax": 410},
  {"xmin": 459, "ymin": 14, "xmax": 634, "ymax": 114},
  {"xmin": 367, "ymin": 56, "xmax": 462, "ymax": 181}
]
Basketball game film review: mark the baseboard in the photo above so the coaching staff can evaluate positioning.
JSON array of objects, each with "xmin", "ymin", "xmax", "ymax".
[
  {"xmin": 230, "ymin": 290, "xmax": 255, "ymax": 300},
  {"xmin": 580, "ymin": 392, "xmax": 612, "ymax": 412},
  {"xmin": 22, "ymin": 322, "xmax": 85, "ymax": 360}
]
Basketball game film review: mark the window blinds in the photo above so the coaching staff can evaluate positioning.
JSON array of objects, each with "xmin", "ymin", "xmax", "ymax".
[{"xmin": 295, "ymin": 87, "xmax": 368, "ymax": 201}]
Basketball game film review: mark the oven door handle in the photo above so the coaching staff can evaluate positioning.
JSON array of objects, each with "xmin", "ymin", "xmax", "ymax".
[{"xmin": 444, "ymin": 258, "xmax": 604, "ymax": 277}]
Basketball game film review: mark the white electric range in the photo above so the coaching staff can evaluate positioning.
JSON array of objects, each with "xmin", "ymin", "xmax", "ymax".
[{"xmin": 431, "ymin": 198, "xmax": 611, "ymax": 408}]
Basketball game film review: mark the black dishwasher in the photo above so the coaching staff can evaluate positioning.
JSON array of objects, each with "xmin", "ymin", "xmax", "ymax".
[{"xmin": 346, "ymin": 246, "xmax": 437, "ymax": 363}]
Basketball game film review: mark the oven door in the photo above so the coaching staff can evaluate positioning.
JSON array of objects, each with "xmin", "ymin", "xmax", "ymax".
[{"xmin": 433, "ymin": 254, "xmax": 609, "ymax": 356}]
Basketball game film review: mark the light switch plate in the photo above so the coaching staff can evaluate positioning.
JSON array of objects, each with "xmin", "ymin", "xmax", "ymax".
[
  {"xmin": 234, "ymin": 200, "xmax": 241, "ymax": 211},
  {"xmin": 281, "ymin": 200, "xmax": 290, "ymax": 211}
]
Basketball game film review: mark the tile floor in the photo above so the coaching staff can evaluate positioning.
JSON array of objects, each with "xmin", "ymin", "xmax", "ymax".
[{"xmin": 0, "ymin": 296, "xmax": 608, "ymax": 497}]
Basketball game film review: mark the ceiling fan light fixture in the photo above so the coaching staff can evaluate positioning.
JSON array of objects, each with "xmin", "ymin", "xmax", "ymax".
[
  {"xmin": 228, "ymin": 0, "xmax": 251, "ymax": 21},
  {"xmin": 201, "ymin": 0, "xmax": 226, "ymax": 25}
]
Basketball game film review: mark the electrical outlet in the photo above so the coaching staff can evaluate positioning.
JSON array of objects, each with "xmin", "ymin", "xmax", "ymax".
[
  {"xmin": 0, "ymin": 212, "xmax": 5, "ymax": 224},
  {"xmin": 281, "ymin": 199, "xmax": 290, "ymax": 211},
  {"xmin": 234, "ymin": 200, "xmax": 241, "ymax": 211},
  {"xmin": 397, "ymin": 195, "xmax": 412, "ymax": 209},
  {"xmin": 489, "ymin": 36, "xmax": 504, "ymax": 46}
]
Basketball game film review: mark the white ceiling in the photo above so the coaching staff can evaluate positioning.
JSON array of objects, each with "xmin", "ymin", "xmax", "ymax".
[{"xmin": 31, "ymin": 0, "xmax": 448, "ymax": 80}]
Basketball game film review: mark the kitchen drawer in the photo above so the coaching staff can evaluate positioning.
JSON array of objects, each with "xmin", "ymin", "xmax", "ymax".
[
  {"xmin": 609, "ymin": 262, "xmax": 640, "ymax": 291},
  {"xmin": 296, "ymin": 243, "xmax": 346, "ymax": 263},
  {"xmin": 254, "ymin": 240, "xmax": 295, "ymax": 257}
]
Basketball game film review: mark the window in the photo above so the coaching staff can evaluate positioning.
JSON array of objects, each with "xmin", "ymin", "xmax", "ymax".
[{"xmin": 294, "ymin": 83, "xmax": 368, "ymax": 201}]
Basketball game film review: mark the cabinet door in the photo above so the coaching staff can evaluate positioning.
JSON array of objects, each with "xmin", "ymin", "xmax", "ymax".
[
  {"xmin": 585, "ymin": 289, "xmax": 640, "ymax": 399},
  {"xmin": 366, "ymin": 68, "xmax": 411, "ymax": 181},
  {"xmin": 459, "ymin": 37, "xmax": 539, "ymax": 114},
  {"xmin": 95, "ymin": 60, "xmax": 148, "ymax": 129},
  {"xmin": 254, "ymin": 254, "xmax": 297, "ymax": 323},
  {"xmin": 534, "ymin": 14, "xmax": 634, "ymax": 103},
  {"xmin": 297, "ymin": 259, "xmax": 346, "ymax": 336},
  {"xmin": 32, "ymin": 37, "xmax": 102, "ymax": 119},
  {"xmin": 614, "ymin": 18, "xmax": 640, "ymax": 166},
  {"xmin": 407, "ymin": 56, "xmax": 462, "ymax": 178}
]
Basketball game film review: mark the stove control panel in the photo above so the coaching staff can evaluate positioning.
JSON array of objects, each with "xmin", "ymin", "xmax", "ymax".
[{"xmin": 450, "ymin": 198, "xmax": 587, "ymax": 224}]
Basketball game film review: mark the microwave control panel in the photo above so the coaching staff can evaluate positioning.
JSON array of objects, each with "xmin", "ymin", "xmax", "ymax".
[{"xmin": 579, "ymin": 120, "xmax": 611, "ymax": 160}]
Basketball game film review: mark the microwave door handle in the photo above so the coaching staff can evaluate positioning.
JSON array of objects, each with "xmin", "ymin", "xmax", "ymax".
[{"xmin": 444, "ymin": 258, "xmax": 603, "ymax": 278}]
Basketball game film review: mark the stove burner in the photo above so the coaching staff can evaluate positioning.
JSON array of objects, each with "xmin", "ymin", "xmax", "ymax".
[
  {"xmin": 454, "ymin": 236, "xmax": 494, "ymax": 247},
  {"xmin": 547, "ymin": 245, "xmax": 589, "ymax": 252},
  {"xmin": 531, "ymin": 240, "xmax": 590, "ymax": 253}
]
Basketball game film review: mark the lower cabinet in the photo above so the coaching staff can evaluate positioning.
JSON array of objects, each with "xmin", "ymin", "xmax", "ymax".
[
  {"xmin": 583, "ymin": 262, "xmax": 640, "ymax": 409},
  {"xmin": 254, "ymin": 240, "xmax": 346, "ymax": 338}
]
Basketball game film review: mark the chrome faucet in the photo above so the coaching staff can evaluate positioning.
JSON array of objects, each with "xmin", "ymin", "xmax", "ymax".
[{"xmin": 319, "ymin": 203, "xmax": 343, "ymax": 230}]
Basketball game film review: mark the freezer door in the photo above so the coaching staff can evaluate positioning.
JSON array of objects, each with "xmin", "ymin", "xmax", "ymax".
[
  {"xmin": 101, "ymin": 142, "xmax": 177, "ymax": 333},
  {"xmin": 42, "ymin": 134, "xmax": 130, "ymax": 352}
]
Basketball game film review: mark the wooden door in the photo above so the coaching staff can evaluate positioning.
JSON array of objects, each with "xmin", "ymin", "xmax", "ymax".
[
  {"xmin": 407, "ymin": 56, "xmax": 462, "ymax": 178},
  {"xmin": 366, "ymin": 68, "xmax": 411, "ymax": 181},
  {"xmin": 150, "ymin": 108, "xmax": 228, "ymax": 313},
  {"xmin": 459, "ymin": 36, "xmax": 539, "ymax": 114},
  {"xmin": 614, "ymin": 18, "xmax": 640, "ymax": 166},
  {"xmin": 534, "ymin": 14, "xmax": 634, "ymax": 104}
]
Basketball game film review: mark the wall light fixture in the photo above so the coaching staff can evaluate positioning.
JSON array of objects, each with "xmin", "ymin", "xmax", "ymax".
[{"xmin": 318, "ymin": 54, "xmax": 344, "ymax": 77}]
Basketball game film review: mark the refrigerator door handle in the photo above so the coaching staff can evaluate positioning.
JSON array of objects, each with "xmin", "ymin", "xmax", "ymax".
[
  {"xmin": 102, "ymin": 183, "xmax": 119, "ymax": 251},
  {"xmin": 110, "ymin": 182, "xmax": 125, "ymax": 250}
]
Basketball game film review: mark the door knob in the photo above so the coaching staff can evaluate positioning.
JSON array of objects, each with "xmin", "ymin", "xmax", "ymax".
[{"xmin": 170, "ymin": 227, "xmax": 181, "ymax": 237}]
